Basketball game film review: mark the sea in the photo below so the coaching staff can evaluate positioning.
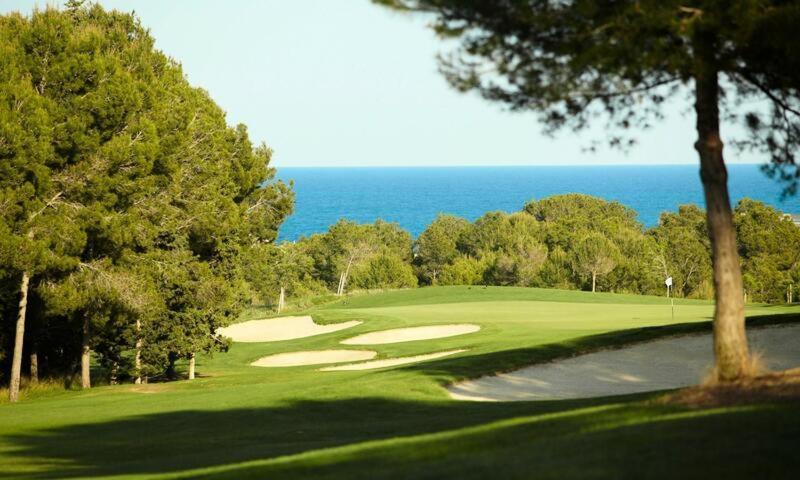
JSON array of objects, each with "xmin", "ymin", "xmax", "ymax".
[{"xmin": 275, "ymin": 164, "xmax": 800, "ymax": 242}]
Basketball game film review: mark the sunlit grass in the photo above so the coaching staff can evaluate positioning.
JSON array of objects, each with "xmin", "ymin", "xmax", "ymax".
[{"xmin": 1, "ymin": 286, "xmax": 798, "ymax": 479}]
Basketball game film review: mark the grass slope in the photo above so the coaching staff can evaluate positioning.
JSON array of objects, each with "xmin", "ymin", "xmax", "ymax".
[{"xmin": 1, "ymin": 286, "xmax": 799, "ymax": 479}]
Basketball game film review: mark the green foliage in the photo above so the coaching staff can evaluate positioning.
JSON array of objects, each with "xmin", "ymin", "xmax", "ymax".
[
  {"xmin": 650, "ymin": 205, "xmax": 712, "ymax": 298},
  {"xmin": 455, "ymin": 211, "xmax": 548, "ymax": 287},
  {"xmin": 242, "ymin": 243, "xmax": 325, "ymax": 307},
  {"xmin": 0, "ymin": 4, "xmax": 293, "ymax": 384},
  {"xmin": 350, "ymin": 253, "xmax": 418, "ymax": 290},
  {"xmin": 300, "ymin": 219, "xmax": 414, "ymax": 294},
  {"xmin": 438, "ymin": 256, "xmax": 488, "ymax": 286},
  {"xmin": 735, "ymin": 199, "xmax": 800, "ymax": 302},
  {"xmin": 404, "ymin": 196, "xmax": 800, "ymax": 299},
  {"xmin": 414, "ymin": 214, "xmax": 470, "ymax": 285},
  {"xmin": 572, "ymin": 232, "xmax": 620, "ymax": 292},
  {"xmin": 536, "ymin": 246, "xmax": 573, "ymax": 290},
  {"xmin": 524, "ymin": 195, "xmax": 639, "ymax": 243},
  {"xmin": 526, "ymin": 195, "xmax": 650, "ymax": 292}
]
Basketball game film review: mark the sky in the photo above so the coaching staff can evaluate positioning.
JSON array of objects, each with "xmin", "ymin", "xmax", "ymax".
[{"xmin": 3, "ymin": 0, "xmax": 760, "ymax": 167}]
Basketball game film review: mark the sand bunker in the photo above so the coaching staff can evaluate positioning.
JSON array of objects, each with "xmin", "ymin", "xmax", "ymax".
[
  {"xmin": 341, "ymin": 324, "xmax": 480, "ymax": 345},
  {"xmin": 218, "ymin": 316, "xmax": 361, "ymax": 343},
  {"xmin": 251, "ymin": 349, "xmax": 377, "ymax": 367},
  {"xmin": 321, "ymin": 349, "xmax": 468, "ymax": 371},
  {"xmin": 449, "ymin": 324, "xmax": 800, "ymax": 402}
]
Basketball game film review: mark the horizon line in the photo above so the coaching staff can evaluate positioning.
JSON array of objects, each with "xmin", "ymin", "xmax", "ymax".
[{"xmin": 273, "ymin": 162, "xmax": 765, "ymax": 169}]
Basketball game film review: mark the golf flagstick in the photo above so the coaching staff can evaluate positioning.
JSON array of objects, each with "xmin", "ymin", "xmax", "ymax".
[{"xmin": 666, "ymin": 276, "xmax": 674, "ymax": 322}]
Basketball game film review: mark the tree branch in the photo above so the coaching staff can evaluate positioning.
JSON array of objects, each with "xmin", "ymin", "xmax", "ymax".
[
  {"xmin": 28, "ymin": 192, "xmax": 63, "ymax": 222},
  {"xmin": 737, "ymin": 71, "xmax": 800, "ymax": 117},
  {"xmin": 570, "ymin": 77, "xmax": 680, "ymax": 101}
]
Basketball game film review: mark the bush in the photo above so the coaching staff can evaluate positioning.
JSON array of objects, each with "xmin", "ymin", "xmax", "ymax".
[
  {"xmin": 439, "ymin": 256, "xmax": 489, "ymax": 286},
  {"xmin": 350, "ymin": 254, "xmax": 418, "ymax": 289}
]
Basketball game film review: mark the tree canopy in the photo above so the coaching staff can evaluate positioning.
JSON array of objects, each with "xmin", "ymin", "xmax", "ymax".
[
  {"xmin": 376, "ymin": 1, "xmax": 799, "ymax": 174},
  {"xmin": 0, "ymin": 3, "xmax": 292, "ymax": 399}
]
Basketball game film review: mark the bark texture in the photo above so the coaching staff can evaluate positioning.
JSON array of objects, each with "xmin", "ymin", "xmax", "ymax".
[
  {"xmin": 9, "ymin": 271, "xmax": 31, "ymax": 403},
  {"xmin": 81, "ymin": 316, "xmax": 91, "ymax": 389},
  {"xmin": 693, "ymin": 37, "xmax": 750, "ymax": 381},
  {"xmin": 277, "ymin": 286, "xmax": 285, "ymax": 313},
  {"xmin": 134, "ymin": 318, "xmax": 142, "ymax": 385}
]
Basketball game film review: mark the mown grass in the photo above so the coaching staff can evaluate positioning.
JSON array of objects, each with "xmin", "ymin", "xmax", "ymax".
[{"xmin": 1, "ymin": 286, "xmax": 798, "ymax": 479}]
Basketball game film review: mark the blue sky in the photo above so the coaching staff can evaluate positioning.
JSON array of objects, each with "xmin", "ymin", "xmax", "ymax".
[{"xmin": 4, "ymin": 0, "xmax": 759, "ymax": 167}]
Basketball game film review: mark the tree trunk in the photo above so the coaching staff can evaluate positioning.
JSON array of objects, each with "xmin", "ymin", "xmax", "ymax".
[
  {"xmin": 336, "ymin": 271, "xmax": 345, "ymax": 296},
  {"xmin": 81, "ymin": 316, "xmax": 91, "ymax": 389},
  {"xmin": 337, "ymin": 255, "xmax": 356, "ymax": 296},
  {"xmin": 8, "ymin": 271, "xmax": 31, "ymax": 403},
  {"xmin": 693, "ymin": 40, "xmax": 750, "ymax": 381},
  {"xmin": 277, "ymin": 286, "xmax": 285, "ymax": 313},
  {"xmin": 591, "ymin": 272, "xmax": 596, "ymax": 293},
  {"xmin": 340, "ymin": 258, "xmax": 354, "ymax": 295},
  {"xmin": 134, "ymin": 318, "xmax": 142, "ymax": 384},
  {"xmin": 30, "ymin": 349, "xmax": 39, "ymax": 386},
  {"xmin": 188, "ymin": 353, "xmax": 196, "ymax": 380}
]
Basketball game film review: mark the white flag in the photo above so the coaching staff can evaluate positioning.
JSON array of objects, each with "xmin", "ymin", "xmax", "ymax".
[{"xmin": 665, "ymin": 276, "xmax": 673, "ymax": 287}]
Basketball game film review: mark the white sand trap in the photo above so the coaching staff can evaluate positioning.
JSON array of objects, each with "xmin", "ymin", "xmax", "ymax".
[
  {"xmin": 320, "ymin": 349, "xmax": 468, "ymax": 371},
  {"xmin": 251, "ymin": 349, "xmax": 377, "ymax": 367},
  {"xmin": 218, "ymin": 316, "xmax": 361, "ymax": 343},
  {"xmin": 341, "ymin": 324, "xmax": 480, "ymax": 345},
  {"xmin": 449, "ymin": 324, "xmax": 800, "ymax": 402}
]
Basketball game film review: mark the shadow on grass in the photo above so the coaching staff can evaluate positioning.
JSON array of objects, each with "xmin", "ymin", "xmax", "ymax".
[
  {"xmin": 187, "ymin": 400, "xmax": 800, "ymax": 480},
  {"xmin": 1, "ymin": 395, "xmax": 635, "ymax": 479},
  {"xmin": 5, "ymin": 313, "xmax": 798, "ymax": 479},
  {"xmin": 5, "ymin": 394, "xmax": 799, "ymax": 480},
  {"xmin": 405, "ymin": 313, "xmax": 800, "ymax": 383}
]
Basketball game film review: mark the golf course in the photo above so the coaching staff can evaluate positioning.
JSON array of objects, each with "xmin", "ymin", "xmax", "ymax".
[
  {"xmin": 2, "ymin": 286, "xmax": 799, "ymax": 479},
  {"xmin": 3, "ymin": 2, "xmax": 800, "ymax": 478}
]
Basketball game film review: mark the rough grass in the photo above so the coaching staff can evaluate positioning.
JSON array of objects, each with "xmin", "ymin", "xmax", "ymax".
[
  {"xmin": 0, "ymin": 378, "xmax": 73, "ymax": 405},
  {"xmin": 1, "ymin": 286, "xmax": 799, "ymax": 479}
]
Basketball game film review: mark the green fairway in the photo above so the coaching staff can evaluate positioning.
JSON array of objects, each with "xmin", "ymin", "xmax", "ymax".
[{"xmin": 2, "ymin": 286, "xmax": 799, "ymax": 479}]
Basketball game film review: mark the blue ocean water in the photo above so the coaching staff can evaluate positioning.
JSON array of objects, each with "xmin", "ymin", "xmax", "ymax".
[{"xmin": 276, "ymin": 165, "xmax": 800, "ymax": 241}]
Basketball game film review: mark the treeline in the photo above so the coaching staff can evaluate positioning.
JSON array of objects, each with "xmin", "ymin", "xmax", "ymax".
[
  {"xmin": 255, "ymin": 194, "xmax": 800, "ymax": 309},
  {"xmin": 243, "ymin": 220, "xmax": 417, "ymax": 307},
  {"xmin": 0, "ymin": 5, "xmax": 292, "ymax": 398}
]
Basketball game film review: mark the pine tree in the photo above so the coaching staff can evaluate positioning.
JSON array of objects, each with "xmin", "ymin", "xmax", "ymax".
[
  {"xmin": 1, "ymin": 4, "xmax": 293, "ymax": 397},
  {"xmin": 376, "ymin": 0, "xmax": 800, "ymax": 380}
]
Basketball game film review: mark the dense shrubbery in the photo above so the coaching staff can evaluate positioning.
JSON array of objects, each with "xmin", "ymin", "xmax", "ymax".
[
  {"xmin": 735, "ymin": 199, "xmax": 800, "ymax": 302},
  {"xmin": 263, "ymin": 194, "xmax": 800, "ymax": 309}
]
